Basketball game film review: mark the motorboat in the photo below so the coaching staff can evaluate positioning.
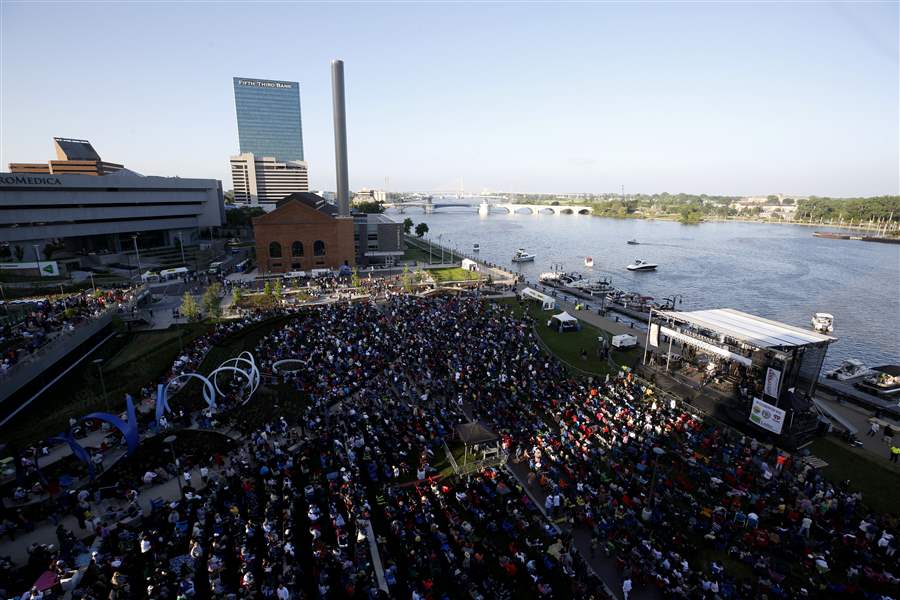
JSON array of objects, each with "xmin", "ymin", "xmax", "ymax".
[
  {"xmin": 472, "ymin": 243, "xmax": 480, "ymax": 252},
  {"xmin": 626, "ymin": 259, "xmax": 657, "ymax": 271},
  {"xmin": 826, "ymin": 359, "xmax": 873, "ymax": 381},
  {"xmin": 584, "ymin": 256, "xmax": 594, "ymax": 268},
  {"xmin": 811, "ymin": 312, "xmax": 834, "ymax": 333},
  {"xmin": 539, "ymin": 272, "xmax": 562, "ymax": 283},
  {"xmin": 570, "ymin": 277, "xmax": 614, "ymax": 296},
  {"xmin": 511, "ymin": 248, "xmax": 535, "ymax": 263},
  {"xmin": 627, "ymin": 239, "xmax": 640, "ymax": 245}
]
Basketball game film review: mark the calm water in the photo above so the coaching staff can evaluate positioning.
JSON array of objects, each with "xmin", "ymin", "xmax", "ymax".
[{"xmin": 393, "ymin": 208, "xmax": 900, "ymax": 371}]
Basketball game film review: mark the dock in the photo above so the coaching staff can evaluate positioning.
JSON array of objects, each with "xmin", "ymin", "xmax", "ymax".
[{"xmin": 817, "ymin": 376, "xmax": 900, "ymax": 419}]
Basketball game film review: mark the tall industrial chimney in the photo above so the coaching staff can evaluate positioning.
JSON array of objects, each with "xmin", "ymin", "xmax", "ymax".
[{"xmin": 331, "ymin": 59, "xmax": 350, "ymax": 217}]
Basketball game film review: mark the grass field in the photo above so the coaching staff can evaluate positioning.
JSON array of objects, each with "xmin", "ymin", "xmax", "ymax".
[
  {"xmin": 808, "ymin": 436, "xmax": 900, "ymax": 515},
  {"xmin": 495, "ymin": 297, "xmax": 625, "ymax": 376},
  {"xmin": 429, "ymin": 267, "xmax": 481, "ymax": 283}
]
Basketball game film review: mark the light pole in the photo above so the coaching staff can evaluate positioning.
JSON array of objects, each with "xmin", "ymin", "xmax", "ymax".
[
  {"xmin": 164, "ymin": 435, "xmax": 183, "ymax": 497},
  {"xmin": 0, "ymin": 283, "xmax": 7, "ymax": 316},
  {"xmin": 132, "ymin": 235, "xmax": 143, "ymax": 276},
  {"xmin": 92, "ymin": 358, "xmax": 109, "ymax": 412},
  {"xmin": 90, "ymin": 272, "xmax": 96, "ymax": 294},
  {"xmin": 438, "ymin": 234, "xmax": 443, "ymax": 264},
  {"xmin": 177, "ymin": 232, "xmax": 186, "ymax": 266}
]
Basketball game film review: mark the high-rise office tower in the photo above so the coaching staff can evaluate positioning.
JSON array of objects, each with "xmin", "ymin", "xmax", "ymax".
[
  {"xmin": 233, "ymin": 77, "xmax": 304, "ymax": 162},
  {"xmin": 232, "ymin": 77, "xmax": 307, "ymax": 210}
]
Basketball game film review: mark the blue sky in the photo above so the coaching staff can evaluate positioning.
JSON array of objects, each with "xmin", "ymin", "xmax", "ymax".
[{"xmin": 1, "ymin": 1, "xmax": 897, "ymax": 196}]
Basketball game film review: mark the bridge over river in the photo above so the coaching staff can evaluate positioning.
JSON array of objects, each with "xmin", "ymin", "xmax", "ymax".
[{"xmin": 383, "ymin": 199, "xmax": 593, "ymax": 215}]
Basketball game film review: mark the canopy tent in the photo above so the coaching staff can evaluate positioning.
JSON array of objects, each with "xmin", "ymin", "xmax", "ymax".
[
  {"xmin": 456, "ymin": 421, "xmax": 498, "ymax": 445},
  {"xmin": 549, "ymin": 311, "xmax": 580, "ymax": 332},
  {"xmin": 461, "ymin": 258, "xmax": 479, "ymax": 272},
  {"xmin": 521, "ymin": 287, "xmax": 556, "ymax": 310}
]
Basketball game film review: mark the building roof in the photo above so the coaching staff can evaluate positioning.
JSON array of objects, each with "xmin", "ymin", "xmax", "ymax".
[
  {"xmin": 276, "ymin": 192, "xmax": 338, "ymax": 216},
  {"xmin": 360, "ymin": 213, "xmax": 397, "ymax": 224},
  {"xmin": 657, "ymin": 308, "xmax": 835, "ymax": 349},
  {"xmin": 54, "ymin": 137, "xmax": 101, "ymax": 161}
]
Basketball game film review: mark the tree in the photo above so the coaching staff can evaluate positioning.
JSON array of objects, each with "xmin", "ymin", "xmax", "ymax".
[
  {"xmin": 353, "ymin": 201, "xmax": 385, "ymax": 214},
  {"xmin": 224, "ymin": 189, "xmax": 235, "ymax": 204},
  {"xmin": 401, "ymin": 265, "xmax": 413, "ymax": 292},
  {"xmin": 403, "ymin": 217, "xmax": 414, "ymax": 235},
  {"xmin": 203, "ymin": 283, "xmax": 222, "ymax": 319},
  {"xmin": 273, "ymin": 278, "xmax": 283, "ymax": 301},
  {"xmin": 415, "ymin": 222, "xmax": 429, "ymax": 238},
  {"xmin": 263, "ymin": 281, "xmax": 273, "ymax": 297},
  {"xmin": 350, "ymin": 267, "xmax": 360, "ymax": 288},
  {"xmin": 232, "ymin": 286, "xmax": 243, "ymax": 305},
  {"xmin": 180, "ymin": 291, "xmax": 200, "ymax": 321}
]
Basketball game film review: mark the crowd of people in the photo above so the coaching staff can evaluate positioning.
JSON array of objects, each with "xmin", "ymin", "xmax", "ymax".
[
  {"xmin": 1, "ymin": 288, "xmax": 139, "ymax": 377},
  {"xmin": 3, "ymin": 292, "xmax": 898, "ymax": 599}
]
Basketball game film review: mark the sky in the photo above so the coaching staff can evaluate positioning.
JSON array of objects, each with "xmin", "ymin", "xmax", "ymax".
[{"xmin": 1, "ymin": 1, "xmax": 898, "ymax": 197}]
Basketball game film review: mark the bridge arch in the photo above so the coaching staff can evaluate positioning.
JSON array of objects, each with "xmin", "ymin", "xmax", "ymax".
[
  {"xmin": 578, "ymin": 208, "xmax": 591, "ymax": 215},
  {"xmin": 537, "ymin": 207, "xmax": 556, "ymax": 215},
  {"xmin": 559, "ymin": 208, "xmax": 574, "ymax": 215},
  {"xmin": 513, "ymin": 206, "xmax": 534, "ymax": 215}
]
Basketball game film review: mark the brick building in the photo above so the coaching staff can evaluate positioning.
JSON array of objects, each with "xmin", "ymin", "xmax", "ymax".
[{"xmin": 252, "ymin": 193, "xmax": 355, "ymax": 273}]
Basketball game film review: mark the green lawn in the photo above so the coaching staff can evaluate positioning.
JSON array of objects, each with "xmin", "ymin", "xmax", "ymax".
[
  {"xmin": 429, "ymin": 267, "xmax": 481, "ymax": 283},
  {"xmin": 495, "ymin": 298, "xmax": 614, "ymax": 376},
  {"xmin": 808, "ymin": 436, "xmax": 900, "ymax": 515}
]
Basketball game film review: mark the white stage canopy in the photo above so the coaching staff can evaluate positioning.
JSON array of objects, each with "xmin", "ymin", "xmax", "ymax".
[{"xmin": 657, "ymin": 308, "xmax": 834, "ymax": 350}]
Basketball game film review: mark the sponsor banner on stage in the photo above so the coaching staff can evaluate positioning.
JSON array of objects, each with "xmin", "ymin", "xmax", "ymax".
[
  {"xmin": 750, "ymin": 397, "xmax": 786, "ymax": 435},
  {"xmin": 764, "ymin": 367, "xmax": 782, "ymax": 399},
  {"xmin": 650, "ymin": 323, "xmax": 659, "ymax": 348}
]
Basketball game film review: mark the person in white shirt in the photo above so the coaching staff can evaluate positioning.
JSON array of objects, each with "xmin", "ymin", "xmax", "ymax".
[{"xmin": 622, "ymin": 577, "xmax": 632, "ymax": 600}]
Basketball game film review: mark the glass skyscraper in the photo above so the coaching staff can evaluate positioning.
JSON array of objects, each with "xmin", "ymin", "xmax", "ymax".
[{"xmin": 233, "ymin": 77, "xmax": 304, "ymax": 162}]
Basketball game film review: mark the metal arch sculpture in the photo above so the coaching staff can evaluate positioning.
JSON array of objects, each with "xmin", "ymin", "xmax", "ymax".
[
  {"xmin": 157, "ymin": 374, "xmax": 217, "ymax": 427},
  {"xmin": 83, "ymin": 393, "xmax": 140, "ymax": 455},
  {"xmin": 272, "ymin": 359, "xmax": 307, "ymax": 373},
  {"xmin": 208, "ymin": 352, "xmax": 260, "ymax": 405}
]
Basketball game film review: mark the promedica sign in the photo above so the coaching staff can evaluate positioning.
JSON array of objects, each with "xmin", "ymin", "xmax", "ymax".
[{"xmin": 0, "ymin": 175, "xmax": 63, "ymax": 185}]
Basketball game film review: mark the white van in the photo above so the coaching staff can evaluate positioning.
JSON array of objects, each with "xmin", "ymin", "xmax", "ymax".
[
  {"xmin": 160, "ymin": 266, "xmax": 190, "ymax": 281},
  {"xmin": 283, "ymin": 271, "xmax": 307, "ymax": 280}
]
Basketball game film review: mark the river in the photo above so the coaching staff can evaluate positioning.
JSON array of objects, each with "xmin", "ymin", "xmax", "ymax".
[{"xmin": 389, "ymin": 207, "xmax": 900, "ymax": 371}]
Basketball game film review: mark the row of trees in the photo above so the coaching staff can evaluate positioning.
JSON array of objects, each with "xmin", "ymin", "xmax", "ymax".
[
  {"xmin": 401, "ymin": 217, "xmax": 430, "ymax": 237},
  {"xmin": 795, "ymin": 196, "xmax": 899, "ymax": 223}
]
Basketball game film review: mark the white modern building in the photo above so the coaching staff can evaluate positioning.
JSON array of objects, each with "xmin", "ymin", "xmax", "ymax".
[{"xmin": 230, "ymin": 153, "xmax": 309, "ymax": 211}]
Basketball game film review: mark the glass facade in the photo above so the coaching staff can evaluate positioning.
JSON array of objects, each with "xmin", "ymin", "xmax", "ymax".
[{"xmin": 233, "ymin": 77, "xmax": 304, "ymax": 162}]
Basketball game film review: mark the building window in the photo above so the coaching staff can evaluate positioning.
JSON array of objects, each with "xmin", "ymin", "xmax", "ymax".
[
  {"xmin": 269, "ymin": 241, "xmax": 282, "ymax": 258},
  {"xmin": 367, "ymin": 233, "xmax": 378, "ymax": 241},
  {"xmin": 313, "ymin": 240, "xmax": 326, "ymax": 256},
  {"xmin": 291, "ymin": 241, "xmax": 304, "ymax": 257},
  {"xmin": 291, "ymin": 262, "xmax": 301, "ymax": 269}
]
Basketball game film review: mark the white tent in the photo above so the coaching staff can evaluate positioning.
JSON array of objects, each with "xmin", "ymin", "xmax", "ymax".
[
  {"xmin": 549, "ymin": 311, "xmax": 580, "ymax": 332},
  {"xmin": 461, "ymin": 258, "xmax": 479, "ymax": 272},
  {"xmin": 521, "ymin": 287, "xmax": 556, "ymax": 310}
]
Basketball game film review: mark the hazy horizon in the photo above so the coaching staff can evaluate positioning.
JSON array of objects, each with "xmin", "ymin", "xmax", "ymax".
[{"xmin": 2, "ymin": 2, "xmax": 897, "ymax": 197}]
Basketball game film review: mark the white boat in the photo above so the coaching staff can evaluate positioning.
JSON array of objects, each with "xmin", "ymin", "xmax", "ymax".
[
  {"xmin": 512, "ymin": 248, "xmax": 535, "ymax": 263},
  {"xmin": 472, "ymin": 243, "xmax": 480, "ymax": 252},
  {"xmin": 539, "ymin": 272, "xmax": 562, "ymax": 282},
  {"xmin": 627, "ymin": 239, "xmax": 640, "ymax": 245},
  {"xmin": 826, "ymin": 359, "xmax": 873, "ymax": 381},
  {"xmin": 811, "ymin": 312, "xmax": 834, "ymax": 333},
  {"xmin": 626, "ymin": 259, "xmax": 657, "ymax": 271},
  {"xmin": 584, "ymin": 256, "xmax": 594, "ymax": 268}
]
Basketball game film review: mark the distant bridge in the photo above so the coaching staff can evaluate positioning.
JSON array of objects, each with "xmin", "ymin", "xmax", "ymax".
[{"xmin": 383, "ymin": 199, "xmax": 593, "ymax": 215}]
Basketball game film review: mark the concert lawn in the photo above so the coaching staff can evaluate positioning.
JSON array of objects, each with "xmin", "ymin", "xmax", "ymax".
[
  {"xmin": 429, "ymin": 267, "xmax": 482, "ymax": 283},
  {"xmin": 808, "ymin": 436, "xmax": 900, "ymax": 516}
]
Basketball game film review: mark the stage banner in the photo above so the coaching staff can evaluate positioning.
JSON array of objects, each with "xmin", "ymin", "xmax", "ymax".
[
  {"xmin": 750, "ymin": 397, "xmax": 786, "ymax": 435},
  {"xmin": 764, "ymin": 367, "xmax": 782, "ymax": 399},
  {"xmin": 649, "ymin": 323, "xmax": 659, "ymax": 348}
]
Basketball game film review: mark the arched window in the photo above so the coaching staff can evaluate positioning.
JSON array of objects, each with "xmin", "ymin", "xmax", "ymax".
[
  {"xmin": 291, "ymin": 241, "xmax": 304, "ymax": 257},
  {"xmin": 269, "ymin": 241, "xmax": 282, "ymax": 258},
  {"xmin": 313, "ymin": 240, "xmax": 326, "ymax": 256}
]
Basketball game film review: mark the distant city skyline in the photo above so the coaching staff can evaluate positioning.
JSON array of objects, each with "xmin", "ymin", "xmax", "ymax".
[{"xmin": 1, "ymin": 2, "xmax": 897, "ymax": 197}]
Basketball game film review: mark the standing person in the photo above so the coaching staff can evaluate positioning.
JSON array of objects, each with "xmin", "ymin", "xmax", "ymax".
[
  {"xmin": 891, "ymin": 444, "xmax": 900, "ymax": 464},
  {"xmin": 884, "ymin": 424, "xmax": 895, "ymax": 446},
  {"xmin": 622, "ymin": 577, "xmax": 632, "ymax": 600},
  {"xmin": 867, "ymin": 421, "xmax": 880, "ymax": 437}
]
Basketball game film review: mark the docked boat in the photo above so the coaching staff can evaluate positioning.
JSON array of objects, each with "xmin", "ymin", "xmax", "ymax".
[
  {"xmin": 811, "ymin": 312, "xmax": 834, "ymax": 333},
  {"xmin": 511, "ymin": 248, "xmax": 535, "ymax": 263},
  {"xmin": 570, "ymin": 277, "xmax": 614, "ymax": 296},
  {"xmin": 539, "ymin": 271, "xmax": 562, "ymax": 283},
  {"xmin": 472, "ymin": 243, "xmax": 480, "ymax": 252},
  {"xmin": 826, "ymin": 359, "xmax": 872, "ymax": 381},
  {"xmin": 626, "ymin": 259, "xmax": 657, "ymax": 271},
  {"xmin": 627, "ymin": 239, "xmax": 640, "ymax": 245},
  {"xmin": 584, "ymin": 256, "xmax": 594, "ymax": 268}
]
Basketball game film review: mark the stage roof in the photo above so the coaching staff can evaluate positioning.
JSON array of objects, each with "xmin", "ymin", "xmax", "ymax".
[{"xmin": 657, "ymin": 308, "xmax": 835, "ymax": 350}]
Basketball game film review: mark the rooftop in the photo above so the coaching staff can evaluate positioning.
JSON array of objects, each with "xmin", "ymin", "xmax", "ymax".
[{"xmin": 657, "ymin": 308, "xmax": 835, "ymax": 349}]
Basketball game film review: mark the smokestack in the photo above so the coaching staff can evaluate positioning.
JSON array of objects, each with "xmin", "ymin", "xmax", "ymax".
[{"xmin": 331, "ymin": 59, "xmax": 350, "ymax": 217}]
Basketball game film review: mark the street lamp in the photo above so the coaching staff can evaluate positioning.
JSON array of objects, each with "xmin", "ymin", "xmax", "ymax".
[
  {"xmin": 132, "ymin": 235, "xmax": 143, "ymax": 277},
  {"xmin": 663, "ymin": 295, "xmax": 684, "ymax": 311},
  {"xmin": 92, "ymin": 358, "xmax": 109, "ymax": 412},
  {"xmin": 177, "ymin": 232, "xmax": 186, "ymax": 266},
  {"xmin": 164, "ymin": 435, "xmax": 183, "ymax": 497},
  {"xmin": 90, "ymin": 272, "xmax": 96, "ymax": 294}
]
